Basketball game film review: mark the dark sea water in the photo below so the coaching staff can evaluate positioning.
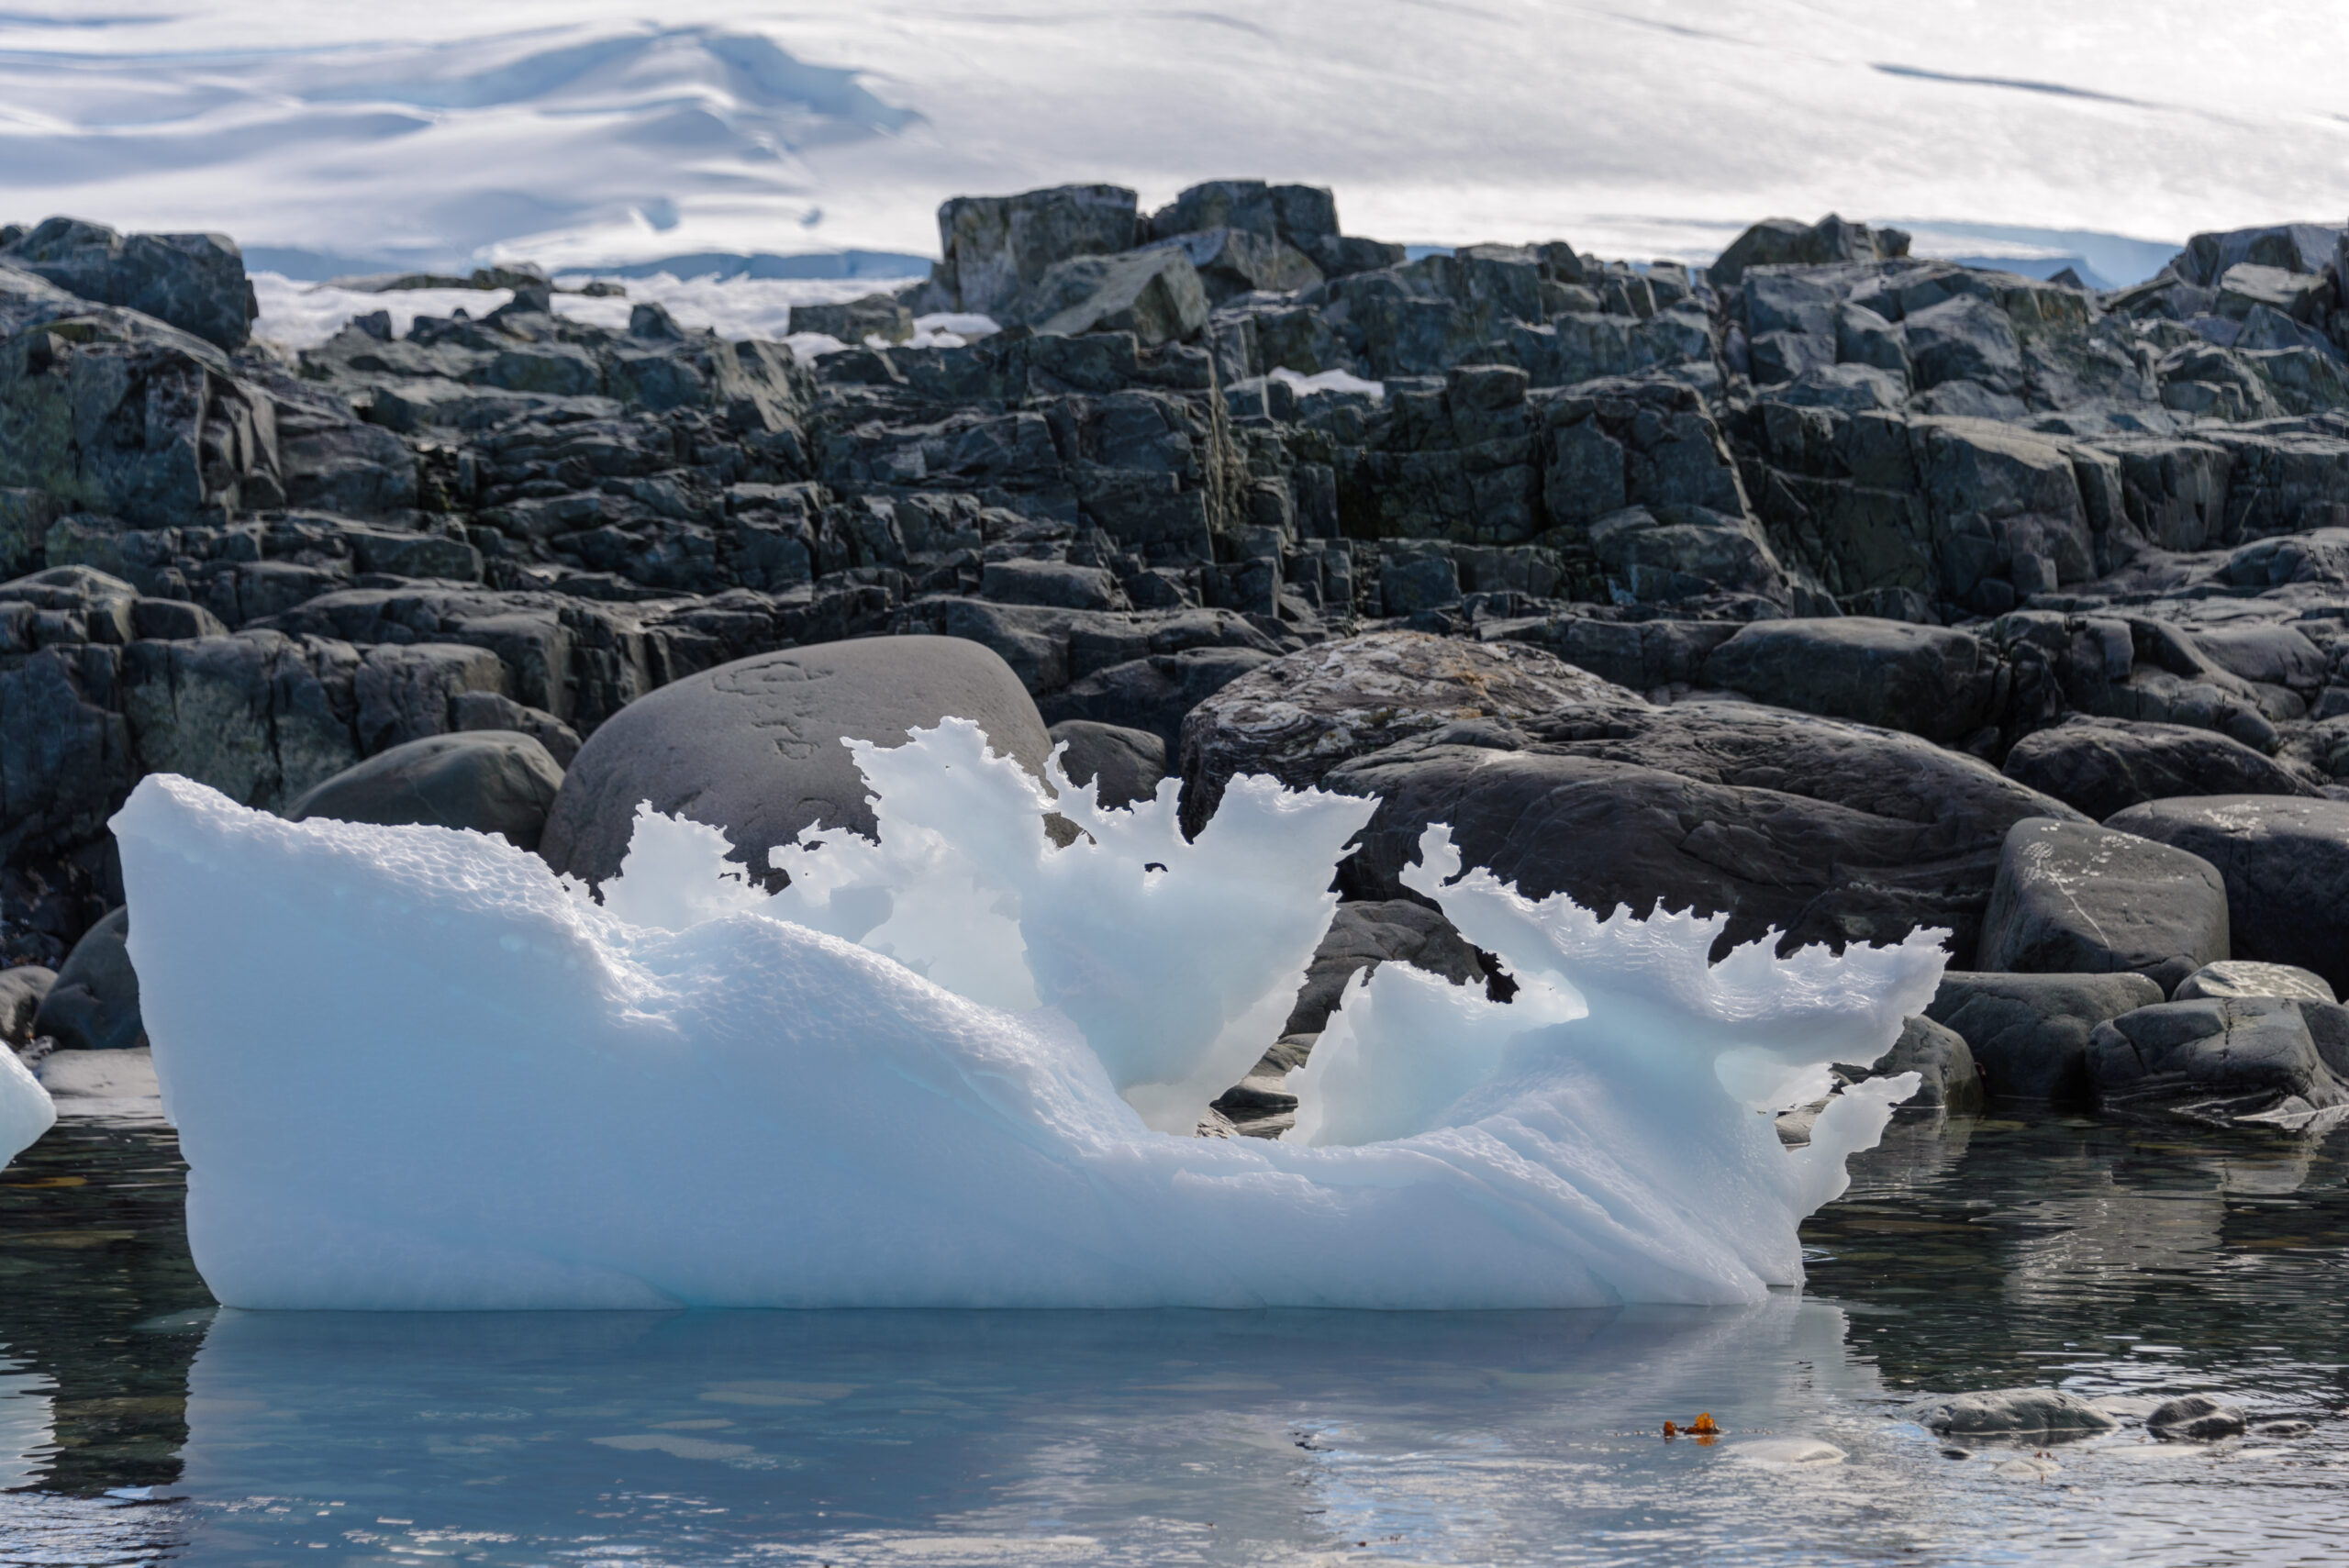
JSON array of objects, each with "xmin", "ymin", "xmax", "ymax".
[{"xmin": 3, "ymin": 1109, "xmax": 2344, "ymax": 1566}]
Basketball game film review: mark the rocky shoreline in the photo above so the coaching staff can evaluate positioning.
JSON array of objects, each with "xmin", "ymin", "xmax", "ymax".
[{"xmin": 6, "ymin": 183, "xmax": 2349, "ymax": 1137}]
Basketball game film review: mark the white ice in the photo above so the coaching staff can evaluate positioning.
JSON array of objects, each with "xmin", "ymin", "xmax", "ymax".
[
  {"xmin": 111, "ymin": 719, "xmax": 1942, "ymax": 1311},
  {"xmin": 0, "ymin": 1049, "xmax": 54, "ymax": 1173}
]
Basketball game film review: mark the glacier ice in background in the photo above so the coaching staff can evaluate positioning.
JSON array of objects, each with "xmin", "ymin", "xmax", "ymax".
[
  {"xmin": 0, "ymin": 1049, "xmax": 54, "ymax": 1173},
  {"xmin": 112, "ymin": 720, "xmax": 1943, "ymax": 1311}
]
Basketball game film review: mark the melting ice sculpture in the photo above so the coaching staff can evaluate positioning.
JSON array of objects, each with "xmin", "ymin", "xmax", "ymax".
[{"xmin": 109, "ymin": 718, "xmax": 1943, "ymax": 1310}]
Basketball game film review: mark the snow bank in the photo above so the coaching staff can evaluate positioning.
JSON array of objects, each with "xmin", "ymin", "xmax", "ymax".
[
  {"xmin": 251, "ymin": 270, "xmax": 995, "ymax": 355},
  {"xmin": 0, "ymin": 1050, "xmax": 54, "ymax": 1173},
  {"xmin": 112, "ymin": 720, "xmax": 1943, "ymax": 1310}
]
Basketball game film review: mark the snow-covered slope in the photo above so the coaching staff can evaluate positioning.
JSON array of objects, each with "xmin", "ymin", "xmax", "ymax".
[{"xmin": 4, "ymin": 2, "xmax": 2345, "ymax": 276}]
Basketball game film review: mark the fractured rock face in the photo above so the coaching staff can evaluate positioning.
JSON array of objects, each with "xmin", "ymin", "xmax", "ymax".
[{"xmin": 2087, "ymin": 997, "xmax": 2349, "ymax": 1126}]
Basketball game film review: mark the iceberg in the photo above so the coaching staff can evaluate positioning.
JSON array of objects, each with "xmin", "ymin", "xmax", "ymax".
[
  {"xmin": 111, "ymin": 719, "xmax": 1943, "ymax": 1311},
  {"xmin": 0, "ymin": 1048, "xmax": 54, "ymax": 1173}
]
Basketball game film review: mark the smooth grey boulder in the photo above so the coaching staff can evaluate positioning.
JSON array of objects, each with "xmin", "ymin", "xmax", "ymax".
[
  {"xmin": 1029, "ymin": 248, "xmax": 1210, "ymax": 346},
  {"xmin": 1912, "ymin": 1388, "xmax": 2119, "ymax": 1440},
  {"xmin": 0, "ymin": 965, "xmax": 55, "ymax": 1047},
  {"xmin": 540, "ymin": 636, "xmax": 1053, "ymax": 886},
  {"xmin": 2087, "ymin": 997, "xmax": 2349, "ymax": 1125},
  {"xmin": 31, "ymin": 908, "xmax": 143, "ymax": 1051},
  {"xmin": 1048, "ymin": 720, "xmax": 1166, "ymax": 810},
  {"xmin": 1978, "ymin": 817, "xmax": 2229, "ymax": 994},
  {"xmin": 1283, "ymin": 899, "xmax": 1491, "ymax": 1038},
  {"xmin": 2002, "ymin": 717, "xmax": 2318, "ymax": 821},
  {"xmin": 1180, "ymin": 631, "xmax": 1642, "ymax": 833},
  {"xmin": 2174, "ymin": 960, "xmax": 2335, "ymax": 1004},
  {"xmin": 2104, "ymin": 795, "xmax": 2349, "ymax": 995},
  {"xmin": 1926, "ymin": 972, "xmax": 2165, "ymax": 1103},
  {"xmin": 1843, "ymin": 1015, "xmax": 1984, "ymax": 1113},
  {"xmin": 287, "ymin": 731, "xmax": 566, "ymax": 852},
  {"xmin": 1323, "ymin": 699, "xmax": 2082, "ymax": 964},
  {"xmin": 2147, "ymin": 1396, "xmax": 2247, "ymax": 1441},
  {"xmin": 2, "ymin": 216, "xmax": 254, "ymax": 350},
  {"xmin": 1700, "ymin": 617, "xmax": 2004, "ymax": 744}
]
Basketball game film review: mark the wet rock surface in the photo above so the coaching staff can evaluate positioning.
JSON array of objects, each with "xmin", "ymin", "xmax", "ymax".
[{"xmin": 4, "ymin": 185, "xmax": 2349, "ymax": 1129}]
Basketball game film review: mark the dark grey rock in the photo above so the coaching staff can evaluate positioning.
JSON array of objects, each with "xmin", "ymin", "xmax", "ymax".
[
  {"xmin": 936, "ymin": 184, "xmax": 1140, "ymax": 318},
  {"xmin": 2087, "ymin": 997, "xmax": 2349, "ymax": 1125},
  {"xmin": 1029, "ymin": 248, "xmax": 1210, "ymax": 346},
  {"xmin": 1180, "ymin": 631, "xmax": 1641, "ymax": 834},
  {"xmin": 1911, "ymin": 1388, "xmax": 2119, "ymax": 1440},
  {"xmin": 1327, "ymin": 701, "xmax": 2085, "ymax": 964},
  {"xmin": 540, "ymin": 635, "xmax": 1053, "ymax": 885},
  {"xmin": 788, "ymin": 295, "xmax": 914, "ymax": 345},
  {"xmin": 2104, "ymin": 795, "xmax": 2349, "ymax": 995},
  {"xmin": 1709, "ymin": 215, "xmax": 1904, "ymax": 286},
  {"xmin": 1851, "ymin": 1014, "xmax": 1984, "ymax": 1113},
  {"xmin": 1041, "ymin": 646, "xmax": 1277, "ymax": 756},
  {"xmin": 1586, "ymin": 505, "xmax": 1789, "ymax": 605},
  {"xmin": 1926, "ymin": 972, "xmax": 2166, "ymax": 1103},
  {"xmin": 2002, "ymin": 718, "xmax": 2319, "ymax": 822},
  {"xmin": 449, "ymin": 691, "xmax": 582, "ymax": 768},
  {"xmin": 980, "ymin": 560, "xmax": 1125, "ymax": 611},
  {"xmin": 287, "ymin": 730, "xmax": 565, "ymax": 852},
  {"xmin": 31, "ymin": 907, "xmax": 142, "ymax": 1051},
  {"xmin": 2, "ymin": 216, "xmax": 253, "ymax": 350},
  {"xmin": 1048, "ymin": 719, "xmax": 1167, "ymax": 809},
  {"xmin": 2146, "ymin": 1396, "xmax": 2247, "ymax": 1441},
  {"xmin": 1283, "ymin": 899, "xmax": 1491, "ymax": 1038},
  {"xmin": 0, "ymin": 964, "xmax": 55, "ymax": 1047},
  {"xmin": 1978, "ymin": 817, "xmax": 2229, "ymax": 994},
  {"xmin": 1700, "ymin": 617, "xmax": 2003, "ymax": 744},
  {"xmin": 2174, "ymin": 960, "xmax": 2335, "ymax": 1004}
]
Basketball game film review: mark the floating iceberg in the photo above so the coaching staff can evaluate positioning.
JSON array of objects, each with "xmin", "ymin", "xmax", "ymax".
[
  {"xmin": 112, "ymin": 720, "xmax": 1942, "ymax": 1310},
  {"xmin": 0, "ymin": 1048, "xmax": 54, "ymax": 1172}
]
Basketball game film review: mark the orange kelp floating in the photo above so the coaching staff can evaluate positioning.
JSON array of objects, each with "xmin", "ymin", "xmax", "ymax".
[{"xmin": 1662, "ymin": 1413, "xmax": 1720, "ymax": 1442}]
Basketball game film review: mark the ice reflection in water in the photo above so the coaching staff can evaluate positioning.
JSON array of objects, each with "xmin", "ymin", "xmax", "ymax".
[{"xmin": 5, "ymin": 1114, "xmax": 2349, "ymax": 1564}]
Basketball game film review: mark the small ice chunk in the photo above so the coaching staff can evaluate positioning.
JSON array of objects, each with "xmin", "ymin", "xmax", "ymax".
[{"xmin": 0, "ymin": 1047, "xmax": 54, "ymax": 1170}]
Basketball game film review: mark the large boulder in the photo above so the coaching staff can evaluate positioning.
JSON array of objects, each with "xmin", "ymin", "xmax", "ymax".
[
  {"xmin": 1699, "ymin": 617, "xmax": 2005, "ymax": 744},
  {"xmin": 31, "ymin": 907, "xmax": 143, "ymax": 1051},
  {"xmin": 539, "ymin": 636, "xmax": 1053, "ymax": 885},
  {"xmin": 1324, "ymin": 701, "xmax": 2085, "ymax": 963},
  {"xmin": 1041, "ymin": 648, "xmax": 1278, "ymax": 756},
  {"xmin": 1046, "ymin": 719, "xmax": 1166, "ymax": 810},
  {"xmin": 287, "ymin": 731, "xmax": 566, "ymax": 852},
  {"xmin": 2103, "ymin": 795, "xmax": 2349, "ymax": 995},
  {"xmin": 2087, "ymin": 998, "xmax": 2349, "ymax": 1125},
  {"xmin": 2174, "ymin": 960, "xmax": 2334, "ymax": 1004},
  {"xmin": 1925, "ymin": 971, "xmax": 2165, "ymax": 1103},
  {"xmin": 1848, "ymin": 1015, "xmax": 1984, "ymax": 1113},
  {"xmin": 1179, "ymin": 630, "xmax": 1640, "ymax": 833},
  {"xmin": 2002, "ymin": 717, "xmax": 2319, "ymax": 821},
  {"xmin": 2, "ymin": 216, "xmax": 254, "ymax": 350},
  {"xmin": 1977, "ymin": 817, "xmax": 2230, "ymax": 994}
]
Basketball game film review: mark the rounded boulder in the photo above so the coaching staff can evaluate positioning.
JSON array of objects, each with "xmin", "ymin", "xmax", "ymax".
[
  {"xmin": 540, "ymin": 636, "xmax": 1052, "ymax": 885},
  {"xmin": 288, "ymin": 731, "xmax": 566, "ymax": 851}
]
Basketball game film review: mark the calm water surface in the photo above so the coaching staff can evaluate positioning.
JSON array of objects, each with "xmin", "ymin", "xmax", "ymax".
[{"xmin": 2, "ymin": 1109, "xmax": 2346, "ymax": 1566}]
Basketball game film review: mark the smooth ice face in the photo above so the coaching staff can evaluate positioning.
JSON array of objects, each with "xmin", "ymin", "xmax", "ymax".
[
  {"xmin": 0, "ymin": 1050, "xmax": 55, "ymax": 1172},
  {"xmin": 111, "ymin": 720, "xmax": 1944, "ymax": 1311}
]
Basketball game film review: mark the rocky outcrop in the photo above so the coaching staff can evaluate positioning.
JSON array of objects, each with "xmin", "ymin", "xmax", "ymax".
[{"xmin": 6, "ymin": 176, "xmax": 2349, "ymax": 1042}]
